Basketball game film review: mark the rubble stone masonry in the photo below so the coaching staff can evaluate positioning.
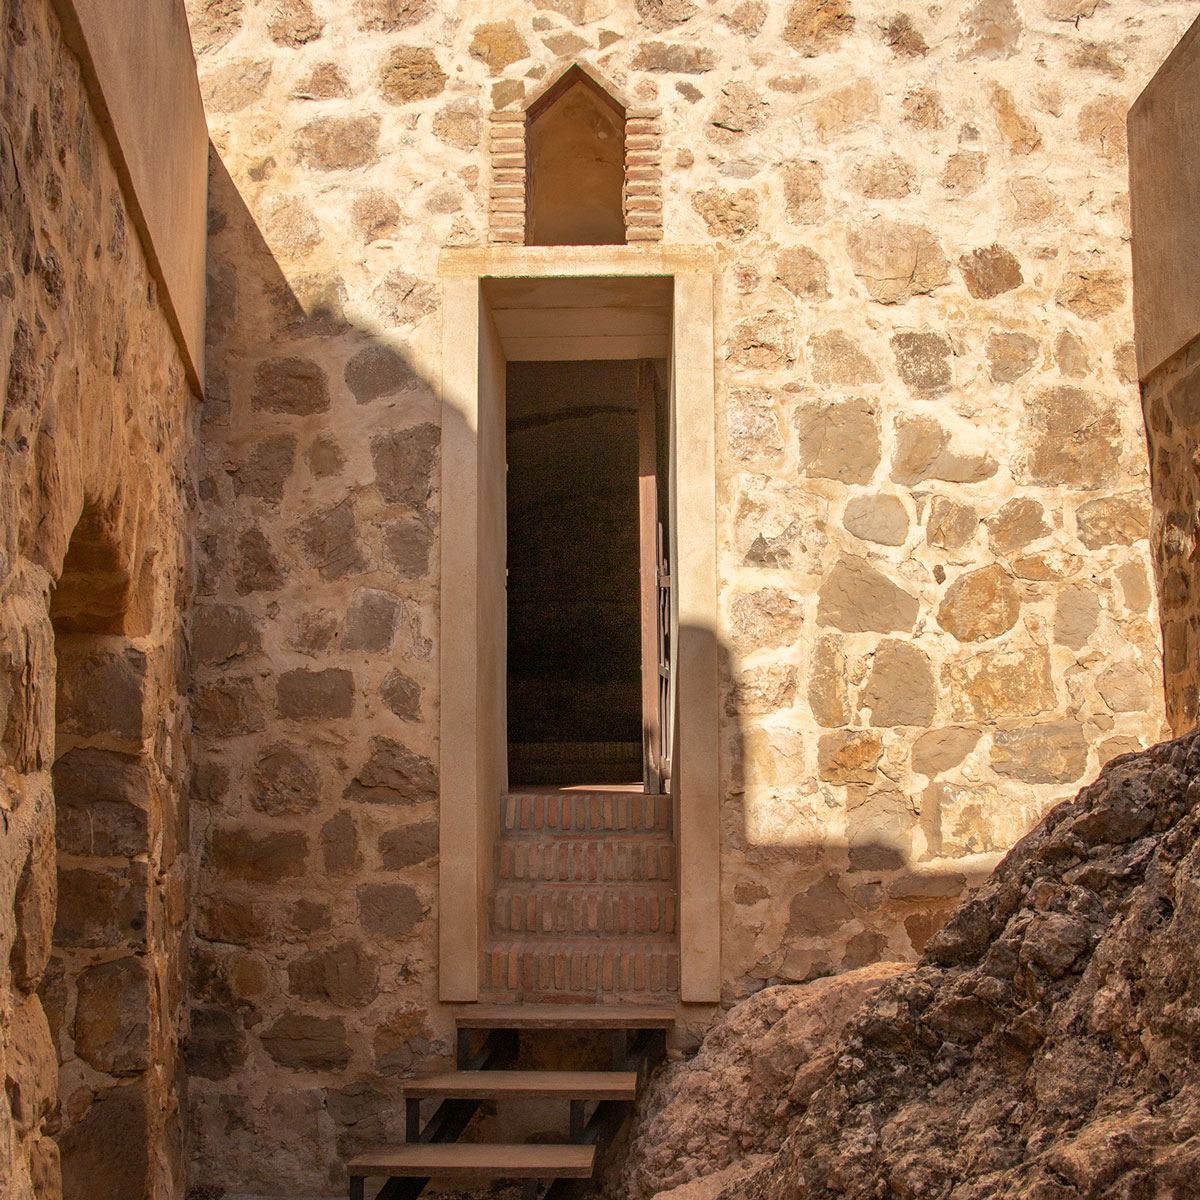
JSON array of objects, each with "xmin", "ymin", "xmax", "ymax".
[
  {"xmin": 188, "ymin": 0, "xmax": 1193, "ymax": 1193},
  {"xmin": 1, "ymin": 1, "xmax": 199, "ymax": 1198}
]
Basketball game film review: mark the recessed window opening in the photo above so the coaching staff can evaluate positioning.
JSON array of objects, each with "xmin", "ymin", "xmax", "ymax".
[{"xmin": 525, "ymin": 66, "xmax": 627, "ymax": 247}]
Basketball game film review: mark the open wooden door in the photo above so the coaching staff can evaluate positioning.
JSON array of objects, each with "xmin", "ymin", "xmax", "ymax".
[{"xmin": 638, "ymin": 361, "xmax": 672, "ymax": 794}]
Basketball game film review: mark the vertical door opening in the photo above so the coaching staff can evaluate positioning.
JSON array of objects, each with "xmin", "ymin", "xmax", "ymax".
[{"xmin": 505, "ymin": 358, "xmax": 669, "ymax": 789}]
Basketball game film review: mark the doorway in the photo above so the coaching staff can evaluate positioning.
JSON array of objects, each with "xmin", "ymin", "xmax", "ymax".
[
  {"xmin": 437, "ymin": 250, "xmax": 720, "ymax": 1002},
  {"xmin": 505, "ymin": 359, "xmax": 668, "ymax": 789}
]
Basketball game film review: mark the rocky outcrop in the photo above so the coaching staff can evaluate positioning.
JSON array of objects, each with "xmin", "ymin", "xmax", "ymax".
[{"xmin": 635, "ymin": 731, "xmax": 1200, "ymax": 1199}]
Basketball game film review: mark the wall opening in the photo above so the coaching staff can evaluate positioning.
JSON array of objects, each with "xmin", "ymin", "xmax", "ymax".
[
  {"xmin": 506, "ymin": 360, "xmax": 647, "ymax": 786},
  {"xmin": 46, "ymin": 509, "xmax": 153, "ymax": 1200},
  {"xmin": 525, "ymin": 66, "xmax": 627, "ymax": 247}
]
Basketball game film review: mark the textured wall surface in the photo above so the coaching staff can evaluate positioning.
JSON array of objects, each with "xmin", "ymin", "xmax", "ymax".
[
  {"xmin": 187, "ymin": 0, "xmax": 1195, "ymax": 1192},
  {"xmin": 0, "ymin": 1, "xmax": 198, "ymax": 1198}
]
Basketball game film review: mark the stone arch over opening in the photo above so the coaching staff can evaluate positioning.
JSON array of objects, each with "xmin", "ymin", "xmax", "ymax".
[
  {"xmin": 46, "ymin": 503, "xmax": 155, "ymax": 1200},
  {"xmin": 525, "ymin": 65, "xmax": 627, "ymax": 247}
]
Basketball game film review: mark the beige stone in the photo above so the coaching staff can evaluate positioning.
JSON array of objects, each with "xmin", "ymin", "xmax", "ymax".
[
  {"xmin": 986, "ymin": 330, "xmax": 1040, "ymax": 383},
  {"xmin": 892, "ymin": 331, "xmax": 952, "ymax": 393},
  {"xmin": 294, "ymin": 116, "xmax": 380, "ymax": 170},
  {"xmin": 884, "ymin": 13, "xmax": 928, "ymax": 58},
  {"xmin": 846, "ymin": 220, "xmax": 949, "ymax": 304},
  {"xmin": 727, "ymin": 665, "xmax": 799, "ymax": 715},
  {"xmin": 728, "ymin": 588, "xmax": 805, "ymax": 652},
  {"xmin": 783, "ymin": 0, "xmax": 854, "ymax": 55},
  {"xmin": 808, "ymin": 331, "xmax": 880, "ymax": 385},
  {"xmin": 987, "ymin": 498, "xmax": 1050, "ymax": 554},
  {"xmin": 960, "ymin": 0, "xmax": 1022, "ymax": 59},
  {"xmin": 355, "ymin": 0, "xmax": 432, "ymax": 29},
  {"xmin": 941, "ymin": 150, "xmax": 987, "ymax": 193},
  {"xmin": 1079, "ymin": 96, "xmax": 1128, "ymax": 164},
  {"xmin": 912, "ymin": 726, "xmax": 981, "ymax": 776},
  {"xmin": 810, "ymin": 78, "xmax": 879, "ymax": 143},
  {"xmin": 727, "ymin": 390, "xmax": 784, "ymax": 461},
  {"xmin": 1022, "ymin": 387, "xmax": 1122, "ymax": 489},
  {"xmin": 692, "ymin": 188, "xmax": 759, "ymax": 239},
  {"xmin": 990, "ymin": 721, "xmax": 1088, "ymax": 783},
  {"xmin": 794, "ymin": 399, "xmax": 880, "ymax": 483},
  {"xmin": 726, "ymin": 313, "xmax": 796, "ymax": 370},
  {"xmin": 777, "ymin": 247, "xmax": 831, "ymax": 300},
  {"xmin": 1055, "ymin": 262, "xmax": 1126, "ymax": 320},
  {"xmin": 843, "ymin": 494, "xmax": 908, "ymax": 546},
  {"xmin": 782, "ymin": 161, "xmax": 826, "ymax": 223},
  {"xmin": 960, "ymin": 244, "xmax": 1023, "ymax": 299},
  {"xmin": 990, "ymin": 83, "xmax": 1041, "ymax": 154},
  {"xmin": 817, "ymin": 556, "xmax": 919, "ymax": 634},
  {"xmin": 850, "ymin": 154, "xmax": 914, "ymax": 199},
  {"xmin": 808, "ymin": 634, "xmax": 849, "ymax": 727},
  {"xmin": 708, "ymin": 81, "xmax": 768, "ymax": 141},
  {"xmin": 862, "ymin": 641, "xmax": 937, "ymax": 727},
  {"xmin": 926, "ymin": 498, "xmax": 978, "ymax": 550},
  {"xmin": 903, "ymin": 84, "xmax": 946, "ymax": 130},
  {"xmin": 380, "ymin": 46, "xmax": 447, "ymax": 103},
  {"xmin": 1074, "ymin": 494, "xmax": 1149, "ymax": 548}
]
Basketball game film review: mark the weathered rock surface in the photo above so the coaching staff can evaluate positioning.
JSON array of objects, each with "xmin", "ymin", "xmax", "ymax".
[{"xmin": 631, "ymin": 732, "xmax": 1200, "ymax": 1200}]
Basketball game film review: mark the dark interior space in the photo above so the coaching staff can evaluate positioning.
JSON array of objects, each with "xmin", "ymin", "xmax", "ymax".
[{"xmin": 506, "ymin": 360, "xmax": 645, "ymax": 785}]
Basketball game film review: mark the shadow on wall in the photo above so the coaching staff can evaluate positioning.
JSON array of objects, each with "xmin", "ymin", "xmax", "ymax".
[{"xmin": 189, "ymin": 144, "xmax": 983, "ymax": 1189}]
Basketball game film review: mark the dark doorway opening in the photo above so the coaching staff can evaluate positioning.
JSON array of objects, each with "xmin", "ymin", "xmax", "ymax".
[{"xmin": 506, "ymin": 359, "xmax": 665, "ymax": 787}]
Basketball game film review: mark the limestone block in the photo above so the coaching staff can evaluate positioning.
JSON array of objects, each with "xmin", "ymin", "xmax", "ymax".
[
  {"xmin": 633, "ymin": 42, "xmax": 715, "ymax": 72},
  {"xmin": 845, "ymin": 220, "xmax": 949, "ymax": 304},
  {"xmin": 920, "ymin": 782, "xmax": 1009, "ymax": 857},
  {"xmin": 794, "ymin": 399, "xmax": 880, "ymax": 483},
  {"xmin": 345, "ymin": 346, "xmax": 421, "ymax": 404},
  {"xmin": 1054, "ymin": 585, "xmax": 1101, "ymax": 650},
  {"xmin": 726, "ymin": 390, "xmax": 784, "ymax": 462},
  {"xmin": 986, "ymin": 499, "xmax": 1050, "ymax": 554},
  {"xmin": 844, "ymin": 494, "xmax": 908, "ymax": 546},
  {"xmin": 776, "ymin": 247, "xmax": 830, "ymax": 300},
  {"xmin": 817, "ymin": 729, "xmax": 883, "ymax": 783},
  {"xmin": 252, "ymin": 357, "xmax": 330, "ymax": 415},
  {"xmin": 10, "ymin": 801, "xmax": 56, "ymax": 991},
  {"xmin": 1021, "ymin": 387, "xmax": 1122, "ymax": 489},
  {"xmin": 727, "ymin": 588, "xmax": 805, "ymax": 652},
  {"xmin": 380, "ymin": 47, "xmax": 447, "ymax": 103},
  {"xmin": 926, "ymin": 498, "xmax": 978, "ymax": 550},
  {"xmin": 192, "ymin": 604, "xmax": 261, "ymax": 665},
  {"xmin": 783, "ymin": 0, "xmax": 854, "ymax": 56},
  {"xmin": 726, "ymin": 313, "xmax": 796, "ymax": 370},
  {"xmin": 912, "ymin": 726, "xmax": 981, "ymax": 777},
  {"xmin": 294, "ymin": 116, "xmax": 381, "ymax": 171},
  {"xmin": 192, "ymin": 679, "xmax": 266, "ymax": 736},
  {"xmin": 370, "ymin": 424, "xmax": 439, "ymax": 507},
  {"xmin": 807, "ymin": 634, "xmax": 849, "ymax": 727},
  {"xmin": 5, "ymin": 994, "xmax": 56, "ymax": 1134},
  {"xmin": 782, "ymin": 162, "xmax": 825, "ymax": 224},
  {"xmin": 708, "ymin": 82, "xmax": 768, "ymax": 142},
  {"xmin": 54, "ymin": 645, "xmax": 146, "ymax": 742},
  {"xmin": 846, "ymin": 790, "xmax": 914, "ymax": 870},
  {"xmin": 960, "ymin": 245, "xmax": 1023, "ymax": 298},
  {"xmin": 938, "ymin": 565, "xmax": 1021, "ymax": 642},
  {"xmin": 296, "ymin": 501, "xmax": 366, "ymax": 580},
  {"xmin": 891, "ymin": 331, "xmax": 953, "ymax": 393},
  {"xmin": 373, "ymin": 1004, "xmax": 435, "ymax": 1074},
  {"xmin": 691, "ymin": 188, "xmax": 759, "ymax": 239},
  {"xmin": 808, "ymin": 331, "xmax": 880, "ymax": 386},
  {"xmin": 380, "ymin": 670, "xmax": 422, "ymax": 720},
  {"xmin": 355, "ymin": 0, "xmax": 433, "ymax": 31},
  {"xmin": 1074, "ymin": 494, "xmax": 1149, "ymax": 548}
]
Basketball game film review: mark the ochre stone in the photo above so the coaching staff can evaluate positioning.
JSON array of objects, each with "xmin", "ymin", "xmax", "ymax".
[
  {"xmin": 726, "ymin": 665, "xmax": 799, "ymax": 715},
  {"xmin": 926, "ymin": 497, "xmax": 978, "ymax": 549},
  {"xmin": 358, "ymin": 882, "xmax": 426, "ymax": 939},
  {"xmin": 294, "ymin": 116, "xmax": 381, "ymax": 170},
  {"xmin": 808, "ymin": 331, "xmax": 880, "ymax": 385},
  {"xmin": 986, "ymin": 498, "xmax": 1050, "ymax": 554},
  {"xmin": 344, "ymin": 737, "xmax": 438, "ymax": 804},
  {"xmin": 944, "ymin": 648, "xmax": 1055, "ymax": 721},
  {"xmin": 261, "ymin": 1014, "xmax": 351, "ymax": 1069},
  {"xmin": 959, "ymin": 244, "xmax": 1023, "ymax": 298},
  {"xmin": 845, "ymin": 220, "xmax": 950, "ymax": 304},
  {"xmin": 808, "ymin": 634, "xmax": 849, "ymax": 727},
  {"xmin": 1022, "ymin": 386, "xmax": 1122, "ymax": 488},
  {"xmin": 379, "ymin": 820, "xmax": 439, "ymax": 869},
  {"xmin": 1054, "ymin": 583, "xmax": 1102, "ymax": 650},
  {"xmin": 986, "ymin": 330, "xmax": 1040, "ymax": 383},
  {"xmin": 727, "ymin": 588, "xmax": 805, "ymax": 652},
  {"xmin": 288, "ymin": 943, "xmax": 379, "ymax": 1005},
  {"xmin": 891, "ymin": 330, "xmax": 953, "ymax": 392},
  {"xmin": 990, "ymin": 721, "xmax": 1088, "ymax": 783},
  {"xmin": 783, "ymin": 0, "xmax": 854, "ymax": 56},
  {"xmin": 73, "ymin": 957, "xmax": 151, "ymax": 1075},
  {"xmin": 1074, "ymin": 494, "xmax": 1149, "ymax": 548},
  {"xmin": 818, "ymin": 729, "xmax": 883, "ymax": 783},
  {"xmin": 380, "ymin": 47, "xmax": 447, "ymax": 102},
  {"xmin": 692, "ymin": 188, "xmax": 759, "ymax": 239},
  {"xmin": 253, "ymin": 744, "xmax": 320, "ymax": 814},
  {"xmin": 776, "ymin": 247, "xmax": 831, "ymax": 300}
]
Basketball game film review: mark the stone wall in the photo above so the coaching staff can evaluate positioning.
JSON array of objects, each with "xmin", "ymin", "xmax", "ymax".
[
  {"xmin": 1129, "ymin": 14, "xmax": 1200, "ymax": 736},
  {"xmin": 189, "ymin": 0, "xmax": 1193, "ymax": 1191},
  {"xmin": 0, "ymin": 1, "xmax": 198, "ymax": 1198}
]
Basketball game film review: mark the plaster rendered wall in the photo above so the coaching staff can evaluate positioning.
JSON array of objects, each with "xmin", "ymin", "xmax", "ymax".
[
  {"xmin": 189, "ymin": 0, "xmax": 1191, "ymax": 1191},
  {"xmin": 0, "ymin": 1, "xmax": 198, "ymax": 1197},
  {"xmin": 1129, "ymin": 13, "xmax": 1200, "ymax": 735}
]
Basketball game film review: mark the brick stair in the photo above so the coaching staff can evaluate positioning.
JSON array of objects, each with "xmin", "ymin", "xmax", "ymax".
[{"xmin": 483, "ymin": 791, "xmax": 678, "ymax": 1002}]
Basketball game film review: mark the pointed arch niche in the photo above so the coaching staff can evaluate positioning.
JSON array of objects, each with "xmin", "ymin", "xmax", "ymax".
[{"xmin": 488, "ymin": 65, "xmax": 663, "ymax": 246}]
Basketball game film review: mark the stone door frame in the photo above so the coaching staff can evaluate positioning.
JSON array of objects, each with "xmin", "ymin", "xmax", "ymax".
[{"xmin": 437, "ymin": 245, "xmax": 720, "ymax": 1003}]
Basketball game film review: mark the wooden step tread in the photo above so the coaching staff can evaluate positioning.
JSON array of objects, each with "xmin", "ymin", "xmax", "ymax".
[
  {"xmin": 348, "ymin": 1143, "xmax": 595, "ymax": 1179},
  {"xmin": 457, "ymin": 1003, "xmax": 675, "ymax": 1030},
  {"xmin": 405, "ymin": 1069, "xmax": 638, "ymax": 1100}
]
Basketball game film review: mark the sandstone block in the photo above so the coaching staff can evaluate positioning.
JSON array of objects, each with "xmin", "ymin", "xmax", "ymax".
[
  {"xmin": 202, "ymin": 58, "xmax": 272, "ymax": 114},
  {"xmin": 776, "ymin": 247, "xmax": 830, "ymax": 300},
  {"xmin": 986, "ymin": 330, "xmax": 1040, "ymax": 383},
  {"xmin": 253, "ymin": 743, "xmax": 320, "ymax": 815},
  {"xmin": 990, "ymin": 721, "xmax": 1087, "ymax": 783},
  {"xmin": 912, "ymin": 726, "xmax": 980, "ymax": 776},
  {"xmin": 355, "ymin": 0, "xmax": 432, "ymax": 30},
  {"xmin": 941, "ymin": 150, "xmax": 987, "ymax": 192},
  {"xmin": 185, "ymin": 1007, "xmax": 247, "ymax": 1081},
  {"xmin": 1097, "ymin": 663, "xmax": 1154, "ymax": 713},
  {"xmin": 207, "ymin": 828, "xmax": 308, "ymax": 883},
  {"xmin": 381, "ymin": 669, "xmax": 422, "ymax": 721},
  {"xmin": 469, "ymin": 21, "xmax": 528, "ymax": 72},
  {"xmin": 1054, "ymin": 263, "xmax": 1124, "ymax": 320},
  {"xmin": 345, "ymin": 345, "xmax": 419, "ymax": 404},
  {"xmin": 945, "ymin": 647, "xmax": 1055, "ymax": 721},
  {"xmin": 990, "ymin": 83, "xmax": 1041, "ymax": 154},
  {"xmin": 295, "ymin": 115, "xmax": 380, "ymax": 170},
  {"xmin": 372, "ymin": 268, "xmax": 439, "ymax": 325},
  {"xmin": 843, "ymin": 493, "xmax": 908, "ymax": 546},
  {"xmin": 810, "ymin": 78, "xmax": 879, "ymax": 143},
  {"xmin": 235, "ymin": 528, "xmax": 287, "ymax": 594},
  {"xmin": 358, "ymin": 882, "xmax": 426, "ymax": 939},
  {"xmin": 633, "ymin": 41, "xmax": 715, "ymax": 71},
  {"xmin": 960, "ymin": 0, "xmax": 1022, "ymax": 58},
  {"xmin": 727, "ymin": 587, "xmax": 805, "ymax": 652},
  {"xmin": 1074, "ymin": 494, "xmax": 1148, "ymax": 548},
  {"xmin": 794, "ymin": 398, "xmax": 880, "ymax": 483},
  {"xmin": 345, "ymin": 736, "xmax": 438, "ymax": 804},
  {"xmin": 786, "ymin": 875, "xmax": 852, "ymax": 938},
  {"xmin": 297, "ymin": 500, "xmax": 365, "ymax": 580},
  {"xmin": 808, "ymin": 331, "xmax": 880, "ymax": 386},
  {"xmin": 845, "ymin": 220, "xmax": 949, "ymax": 304},
  {"xmin": 1078, "ymin": 96, "xmax": 1127, "ymax": 164},
  {"xmin": 926, "ymin": 497, "xmax": 978, "ymax": 549},
  {"xmin": 55, "ymin": 646, "xmax": 146, "ymax": 741},
  {"xmin": 74, "ymin": 957, "xmax": 151, "ymax": 1075},
  {"xmin": 261, "ymin": 1014, "xmax": 351, "ymax": 1070},
  {"xmin": 1021, "ymin": 386, "xmax": 1121, "ymax": 489},
  {"xmin": 847, "ymin": 791, "xmax": 914, "ymax": 870},
  {"xmin": 885, "ymin": 13, "xmax": 928, "ymax": 57},
  {"xmin": 817, "ymin": 556, "xmax": 919, "ymax": 634},
  {"xmin": 7, "ymin": 994, "xmax": 56, "ymax": 1134},
  {"xmin": 432, "ymin": 100, "xmax": 481, "ymax": 150},
  {"xmin": 725, "ymin": 313, "xmax": 795, "ymax": 370},
  {"xmin": 294, "ymin": 63, "xmax": 350, "ymax": 99},
  {"xmin": 288, "ymin": 942, "xmax": 379, "ymax": 1006},
  {"xmin": 252, "ymin": 357, "xmax": 329, "ymax": 415},
  {"xmin": 380, "ymin": 46, "xmax": 446, "ymax": 103},
  {"xmin": 850, "ymin": 153, "xmax": 914, "ymax": 199},
  {"xmin": 193, "ymin": 603, "xmax": 260, "ymax": 665},
  {"xmin": 987, "ymin": 498, "xmax": 1049, "ymax": 554},
  {"xmin": 373, "ymin": 1004, "xmax": 435, "ymax": 1074},
  {"xmin": 891, "ymin": 330, "xmax": 953, "ymax": 392},
  {"xmin": 862, "ymin": 640, "xmax": 937, "ymax": 727},
  {"xmin": 1053, "ymin": 330, "xmax": 1089, "ymax": 377},
  {"xmin": 321, "ymin": 810, "xmax": 362, "ymax": 873},
  {"xmin": 53, "ymin": 747, "xmax": 149, "ymax": 859},
  {"xmin": 371, "ymin": 423, "xmax": 439, "ymax": 507},
  {"xmin": 904, "ymin": 84, "xmax": 947, "ymax": 130},
  {"xmin": 783, "ymin": 161, "xmax": 825, "ymax": 224},
  {"xmin": 938, "ymin": 564, "xmax": 1021, "ymax": 641},
  {"xmin": 808, "ymin": 634, "xmax": 849, "ymax": 727},
  {"xmin": 192, "ymin": 679, "xmax": 266, "ymax": 737},
  {"xmin": 56, "ymin": 864, "xmax": 148, "ymax": 950},
  {"xmin": 58, "ymin": 1078, "xmax": 150, "ymax": 1200},
  {"xmin": 379, "ymin": 819, "xmax": 439, "ymax": 869},
  {"xmin": 960, "ymin": 244, "xmax": 1023, "ymax": 298},
  {"xmin": 783, "ymin": 0, "xmax": 854, "ymax": 56},
  {"xmin": 277, "ymin": 667, "xmax": 354, "ymax": 719},
  {"xmin": 708, "ymin": 82, "xmax": 768, "ymax": 141},
  {"xmin": 268, "ymin": 0, "xmax": 323, "ymax": 45},
  {"xmin": 817, "ymin": 729, "xmax": 883, "ymax": 783},
  {"xmin": 726, "ymin": 665, "xmax": 798, "ymax": 715},
  {"xmin": 352, "ymin": 189, "xmax": 403, "ymax": 241},
  {"xmin": 691, "ymin": 188, "xmax": 759, "ymax": 239}
]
